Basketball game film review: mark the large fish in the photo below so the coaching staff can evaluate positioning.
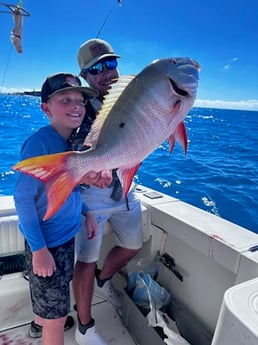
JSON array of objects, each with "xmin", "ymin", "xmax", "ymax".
[{"xmin": 13, "ymin": 57, "xmax": 200, "ymax": 220}]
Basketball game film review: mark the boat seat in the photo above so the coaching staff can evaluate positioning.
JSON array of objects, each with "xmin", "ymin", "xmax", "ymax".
[
  {"xmin": 0, "ymin": 214, "xmax": 32, "ymax": 330},
  {"xmin": 0, "ymin": 215, "xmax": 24, "ymax": 255},
  {"xmin": 0, "ymin": 215, "xmax": 26, "ymax": 276}
]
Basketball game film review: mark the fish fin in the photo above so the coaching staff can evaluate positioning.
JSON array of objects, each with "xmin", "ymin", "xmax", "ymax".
[
  {"xmin": 84, "ymin": 75, "xmax": 135, "ymax": 149},
  {"xmin": 168, "ymin": 135, "xmax": 176, "ymax": 153},
  {"xmin": 117, "ymin": 163, "xmax": 142, "ymax": 197},
  {"xmin": 13, "ymin": 152, "xmax": 81, "ymax": 220},
  {"xmin": 168, "ymin": 121, "xmax": 188, "ymax": 154}
]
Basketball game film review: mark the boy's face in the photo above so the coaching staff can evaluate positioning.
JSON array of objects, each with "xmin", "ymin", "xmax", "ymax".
[{"xmin": 41, "ymin": 90, "xmax": 86, "ymax": 139}]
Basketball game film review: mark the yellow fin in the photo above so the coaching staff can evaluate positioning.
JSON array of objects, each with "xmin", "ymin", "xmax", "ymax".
[{"xmin": 84, "ymin": 75, "xmax": 135, "ymax": 149}]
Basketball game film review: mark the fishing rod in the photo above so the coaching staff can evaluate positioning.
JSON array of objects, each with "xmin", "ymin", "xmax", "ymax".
[
  {"xmin": 96, "ymin": 0, "xmax": 122, "ymax": 38},
  {"xmin": 0, "ymin": 1, "xmax": 30, "ymax": 15}
]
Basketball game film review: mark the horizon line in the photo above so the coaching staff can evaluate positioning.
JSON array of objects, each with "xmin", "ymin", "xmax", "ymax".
[{"xmin": 0, "ymin": 87, "xmax": 258, "ymax": 111}]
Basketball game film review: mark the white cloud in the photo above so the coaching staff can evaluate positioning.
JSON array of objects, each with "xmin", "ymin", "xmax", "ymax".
[
  {"xmin": 223, "ymin": 57, "xmax": 239, "ymax": 71},
  {"xmin": 0, "ymin": 86, "xmax": 27, "ymax": 93},
  {"xmin": 195, "ymin": 99, "xmax": 258, "ymax": 111}
]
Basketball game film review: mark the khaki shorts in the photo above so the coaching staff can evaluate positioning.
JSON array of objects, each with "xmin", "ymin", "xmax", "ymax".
[{"xmin": 75, "ymin": 186, "xmax": 142, "ymax": 263}]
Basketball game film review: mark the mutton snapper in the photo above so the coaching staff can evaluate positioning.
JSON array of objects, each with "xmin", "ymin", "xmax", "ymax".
[{"xmin": 13, "ymin": 57, "xmax": 200, "ymax": 220}]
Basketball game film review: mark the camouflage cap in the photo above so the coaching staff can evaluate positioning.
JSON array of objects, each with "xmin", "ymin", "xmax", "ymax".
[{"xmin": 77, "ymin": 38, "xmax": 120, "ymax": 71}]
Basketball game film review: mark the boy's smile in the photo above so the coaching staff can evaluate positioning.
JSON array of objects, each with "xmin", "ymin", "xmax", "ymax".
[{"xmin": 41, "ymin": 90, "xmax": 86, "ymax": 139}]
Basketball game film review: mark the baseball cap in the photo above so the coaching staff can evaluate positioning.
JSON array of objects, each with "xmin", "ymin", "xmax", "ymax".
[
  {"xmin": 77, "ymin": 38, "xmax": 120, "ymax": 70},
  {"xmin": 41, "ymin": 72, "xmax": 98, "ymax": 103}
]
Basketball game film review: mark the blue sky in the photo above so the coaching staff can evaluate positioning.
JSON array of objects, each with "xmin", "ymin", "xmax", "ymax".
[{"xmin": 0, "ymin": 0, "xmax": 258, "ymax": 110}]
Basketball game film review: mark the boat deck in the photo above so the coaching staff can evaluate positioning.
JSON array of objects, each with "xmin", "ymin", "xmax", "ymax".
[
  {"xmin": 0, "ymin": 293, "xmax": 136, "ymax": 345},
  {"xmin": 2, "ymin": 191, "xmax": 258, "ymax": 345}
]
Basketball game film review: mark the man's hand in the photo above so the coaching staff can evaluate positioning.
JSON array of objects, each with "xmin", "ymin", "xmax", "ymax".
[
  {"xmin": 80, "ymin": 170, "xmax": 112, "ymax": 188},
  {"xmin": 85, "ymin": 211, "xmax": 98, "ymax": 240}
]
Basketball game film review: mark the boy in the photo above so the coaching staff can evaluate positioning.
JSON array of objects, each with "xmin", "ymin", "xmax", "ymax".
[{"xmin": 14, "ymin": 72, "xmax": 98, "ymax": 345}]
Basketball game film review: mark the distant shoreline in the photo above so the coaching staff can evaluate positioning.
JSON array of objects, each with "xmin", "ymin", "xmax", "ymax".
[
  {"xmin": 0, "ymin": 91, "xmax": 41, "ymax": 97},
  {"xmin": 0, "ymin": 93, "xmax": 258, "ymax": 112}
]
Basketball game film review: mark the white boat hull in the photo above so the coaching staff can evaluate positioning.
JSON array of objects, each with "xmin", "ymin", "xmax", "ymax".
[{"xmin": 1, "ymin": 186, "xmax": 258, "ymax": 344}]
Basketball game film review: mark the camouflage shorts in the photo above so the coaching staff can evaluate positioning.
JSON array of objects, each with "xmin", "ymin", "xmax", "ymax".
[{"xmin": 25, "ymin": 238, "xmax": 74, "ymax": 319}]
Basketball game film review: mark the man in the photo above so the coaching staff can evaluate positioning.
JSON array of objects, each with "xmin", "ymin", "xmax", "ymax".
[{"xmin": 72, "ymin": 38, "xmax": 143, "ymax": 345}]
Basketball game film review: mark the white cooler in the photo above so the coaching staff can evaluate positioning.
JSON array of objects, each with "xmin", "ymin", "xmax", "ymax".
[{"xmin": 212, "ymin": 277, "xmax": 258, "ymax": 345}]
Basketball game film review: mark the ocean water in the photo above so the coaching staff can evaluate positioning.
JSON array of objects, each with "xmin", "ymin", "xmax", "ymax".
[{"xmin": 0, "ymin": 94, "xmax": 257, "ymax": 233}]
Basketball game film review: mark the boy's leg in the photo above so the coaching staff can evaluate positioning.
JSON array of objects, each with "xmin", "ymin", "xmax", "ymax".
[
  {"xmin": 29, "ymin": 314, "xmax": 74, "ymax": 338},
  {"xmin": 42, "ymin": 316, "xmax": 66, "ymax": 345},
  {"xmin": 26, "ymin": 239, "xmax": 74, "ymax": 340}
]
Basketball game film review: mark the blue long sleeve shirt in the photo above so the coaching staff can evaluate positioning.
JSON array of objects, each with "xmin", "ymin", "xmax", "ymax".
[{"xmin": 14, "ymin": 125, "xmax": 88, "ymax": 252}]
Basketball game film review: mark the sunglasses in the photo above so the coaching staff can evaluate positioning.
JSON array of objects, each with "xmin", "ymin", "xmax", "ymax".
[{"xmin": 83, "ymin": 58, "xmax": 118, "ymax": 75}]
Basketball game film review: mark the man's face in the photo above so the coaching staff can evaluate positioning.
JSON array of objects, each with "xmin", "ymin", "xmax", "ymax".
[{"xmin": 83, "ymin": 58, "xmax": 119, "ymax": 96}]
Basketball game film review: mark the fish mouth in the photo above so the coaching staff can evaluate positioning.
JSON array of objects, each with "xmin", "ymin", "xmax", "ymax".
[{"xmin": 169, "ymin": 78, "xmax": 190, "ymax": 97}]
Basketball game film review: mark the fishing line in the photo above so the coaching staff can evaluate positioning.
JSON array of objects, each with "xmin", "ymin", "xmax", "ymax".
[
  {"xmin": 96, "ymin": 0, "xmax": 122, "ymax": 38},
  {"xmin": 1, "ymin": 44, "xmax": 13, "ymax": 89}
]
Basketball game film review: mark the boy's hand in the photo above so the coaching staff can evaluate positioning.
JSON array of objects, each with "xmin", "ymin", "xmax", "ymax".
[{"xmin": 32, "ymin": 247, "xmax": 56, "ymax": 277}]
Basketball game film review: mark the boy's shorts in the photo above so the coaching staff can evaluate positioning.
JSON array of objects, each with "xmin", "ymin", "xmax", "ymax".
[
  {"xmin": 25, "ymin": 238, "xmax": 74, "ymax": 319},
  {"xmin": 75, "ymin": 186, "xmax": 142, "ymax": 263}
]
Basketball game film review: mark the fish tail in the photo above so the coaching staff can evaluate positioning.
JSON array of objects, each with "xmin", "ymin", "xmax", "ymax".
[{"xmin": 13, "ymin": 151, "xmax": 81, "ymax": 220}]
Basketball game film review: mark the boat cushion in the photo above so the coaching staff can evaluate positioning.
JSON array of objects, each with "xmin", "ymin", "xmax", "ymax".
[{"xmin": 0, "ymin": 215, "xmax": 24, "ymax": 255}]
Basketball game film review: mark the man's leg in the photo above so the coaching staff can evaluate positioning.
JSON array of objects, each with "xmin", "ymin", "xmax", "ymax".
[
  {"xmin": 98, "ymin": 190, "xmax": 143, "ymax": 282},
  {"xmin": 94, "ymin": 246, "xmax": 141, "ymax": 309},
  {"xmin": 99, "ymin": 246, "xmax": 140, "ymax": 280},
  {"xmin": 73, "ymin": 261, "xmax": 96, "ymax": 325},
  {"xmin": 73, "ymin": 261, "xmax": 107, "ymax": 345}
]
